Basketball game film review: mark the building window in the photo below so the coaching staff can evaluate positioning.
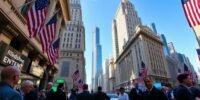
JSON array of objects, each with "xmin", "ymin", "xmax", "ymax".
[
  {"xmin": 65, "ymin": 33, "xmax": 67, "ymax": 37},
  {"xmin": 78, "ymin": 44, "xmax": 80, "ymax": 48},
  {"xmin": 60, "ymin": 61, "xmax": 70, "ymax": 77},
  {"xmin": 70, "ymin": 53, "xmax": 72, "ymax": 56},
  {"xmin": 75, "ymin": 45, "xmax": 77, "ymax": 48},
  {"xmin": 63, "ymin": 44, "xmax": 65, "ymax": 48},
  {"xmin": 70, "ymin": 44, "xmax": 72, "ymax": 48},
  {"xmin": 66, "ymin": 44, "xmax": 68, "ymax": 48},
  {"xmin": 77, "ymin": 54, "xmax": 79, "ymax": 56}
]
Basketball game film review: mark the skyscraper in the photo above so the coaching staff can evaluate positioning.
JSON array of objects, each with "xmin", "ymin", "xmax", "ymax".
[
  {"xmin": 112, "ymin": 0, "xmax": 142, "ymax": 59},
  {"xmin": 148, "ymin": 23, "xmax": 158, "ymax": 34},
  {"xmin": 58, "ymin": 0, "xmax": 86, "ymax": 90},
  {"xmin": 160, "ymin": 34, "xmax": 171, "ymax": 56},
  {"xmin": 92, "ymin": 27, "xmax": 102, "ymax": 90}
]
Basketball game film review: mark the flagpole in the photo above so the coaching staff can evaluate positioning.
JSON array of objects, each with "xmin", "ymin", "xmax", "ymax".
[{"xmin": 192, "ymin": 28, "xmax": 200, "ymax": 48}]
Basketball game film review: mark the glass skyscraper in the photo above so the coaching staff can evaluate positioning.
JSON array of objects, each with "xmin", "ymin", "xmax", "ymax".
[{"xmin": 92, "ymin": 27, "xmax": 102, "ymax": 90}]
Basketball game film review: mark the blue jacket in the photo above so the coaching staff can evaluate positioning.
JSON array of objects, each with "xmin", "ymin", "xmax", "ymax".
[
  {"xmin": 174, "ymin": 85, "xmax": 195, "ymax": 100},
  {"xmin": 0, "ymin": 82, "xmax": 22, "ymax": 100}
]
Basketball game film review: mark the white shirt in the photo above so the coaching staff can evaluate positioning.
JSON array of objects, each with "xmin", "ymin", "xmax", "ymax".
[{"xmin": 118, "ymin": 93, "xmax": 129, "ymax": 100}]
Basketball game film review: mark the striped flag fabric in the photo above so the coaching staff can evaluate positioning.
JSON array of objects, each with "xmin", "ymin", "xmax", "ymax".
[
  {"xmin": 47, "ymin": 37, "xmax": 60, "ymax": 64},
  {"xmin": 77, "ymin": 79, "xmax": 83, "ymax": 89},
  {"xmin": 40, "ymin": 15, "xmax": 57, "ymax": 52},
  {"xmin": 138, "ymin": 61, "xmax": 148, "ymax": 83},
  {"xmin": 181, "ymin": 0, "xmax": 200, "ymax": 27},
  {"xmin": 140, "ymin": 61, "xmax": 148, "ymax": 77},
  {"xmin": 72, "ymin": 69, "xmax": 80, "ymax": 81},
  {"xmin": 26, "ymin": 0, "xmax": 48, "ymax": 38}
]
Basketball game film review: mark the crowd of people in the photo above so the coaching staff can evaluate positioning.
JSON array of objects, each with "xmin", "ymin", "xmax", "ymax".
[{"xmin": 1, "ymin": 66, "xmax": 200, "ymax": 100}]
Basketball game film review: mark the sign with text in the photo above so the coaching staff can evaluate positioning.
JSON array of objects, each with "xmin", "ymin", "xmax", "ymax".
[
  {"xmin": 0, "ymin": 42, "xmax": 30, "ymax": 71},
  {"xmin": 29, "ymin": 61, "xmax": 44, "ymax": 78}
]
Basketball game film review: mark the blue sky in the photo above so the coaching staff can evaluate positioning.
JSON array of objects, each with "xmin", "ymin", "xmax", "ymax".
[{"xmin": 81, "ymin": 0, "xmax": 200, "ymax": 85}]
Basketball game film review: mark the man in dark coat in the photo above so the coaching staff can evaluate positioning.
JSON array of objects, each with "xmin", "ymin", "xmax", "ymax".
[
  {"xmin": 174, "ymin": 73, "xmax": 194, "ymax": 100},
  {"xmin": 142, "ymin": 76, "xmax": 168, "ymax": 100},
  {"xmin": 52, "ymin": 83, "xmax": 66, "ymax": 100},
  {"xmin": 22, "ymin": 80, "xmax": 38, "ymax": 100},
  {"xmin": 24, "ymin": 90, "xmax": 38, "ymax": 100},
  {"xmin": 45, "ymin": 82, "xmax": 54, "ymax": 100},
  {"xmin": 129, "ymin": 83, "xmax": 142, "ymax": 100},
  {"xmin": 94, "ymin": 86, "xmax": 110, "ymax": 100},
  {"xmin": 77, "ymin": 84, "xmax": 94, "ymax": 100},
  {"xmin": 69, "ymin": 89, "xmax": 77, "ymax": 100}
]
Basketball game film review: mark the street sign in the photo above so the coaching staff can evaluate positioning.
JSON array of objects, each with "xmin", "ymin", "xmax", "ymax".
[{"xmin": 56, "ymin": 79, "xmax": 65, "ymax": 83}]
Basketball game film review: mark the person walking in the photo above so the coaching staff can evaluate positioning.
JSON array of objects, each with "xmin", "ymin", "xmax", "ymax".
[
  {"xmin": 142, "ymin": 76, "xmax": 168, "ymax": 100},
  {"xmin": 39, "ymin": 89, "xmax": 46, "ymax": 100},
  {"xmin": 0, "ymin": 66, "xmax": 22, "ymax": 100},
  {"xmin": 118, "ymin": 87, "xmax": 129, "ymax": 100},
  {"xmin": 166, "ymin": 84, "xmax": 175, "ymax": 100},
  {"xmin": 129, "ymin": 83, "xmax": 142, "ymax": 100},
  {"xmin": 69, "ymin": 89, "xmax": 77, "ymax": 100},
  {"xmin": 94, "ymin": 86, "xmax": 110, "ymax": 100},
  {"xmin": 22, "ymin": 80, "xmax": 38, "ymax": 100},
  {"xmin": 174, "ymin": 73, "xmax": 195, "ymax": 100},
  {"xmin": 45, "ymin": 82, "xmax": 54, "ymax": 100},
  {"xmin": 52, "ymin": 83, "xmax": 66, "ymax": 100},
  {"xmin": 77, "ymin": 84, "xmax": 94, "ymax": 100}
]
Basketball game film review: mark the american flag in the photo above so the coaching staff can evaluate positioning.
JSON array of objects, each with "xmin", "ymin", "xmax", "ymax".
[
  {"xmin": 39, "ymin": 15, "xmax": 57, "ymax": 52},
  {"xmin": 26, "ymin": 0, "xmax": 48, "ymax": 38},
  {"xmin": 182, "ymin": 0, "xmax": 200, "ymax": 27},
  {"xmin": 196, "ymin": 48, "xmax": 200, "ymax": 61},
  {"xmin": 138, "ymin": 61, "xmax": 148, "ymax": 83},
  {"xmin": 77, "ymin": 79, "xmax": 83, "ymax": 89},
  {"xmin": 140, "ymin": 61, "xmax": 148, "ymax": 77},
  {"xmin": 47, "ymin": 37, "xmax": 60, "ymax": 64},
  {"xmin": 72, "ymin": 69, "xmax": 80, "ymax": 81}
]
